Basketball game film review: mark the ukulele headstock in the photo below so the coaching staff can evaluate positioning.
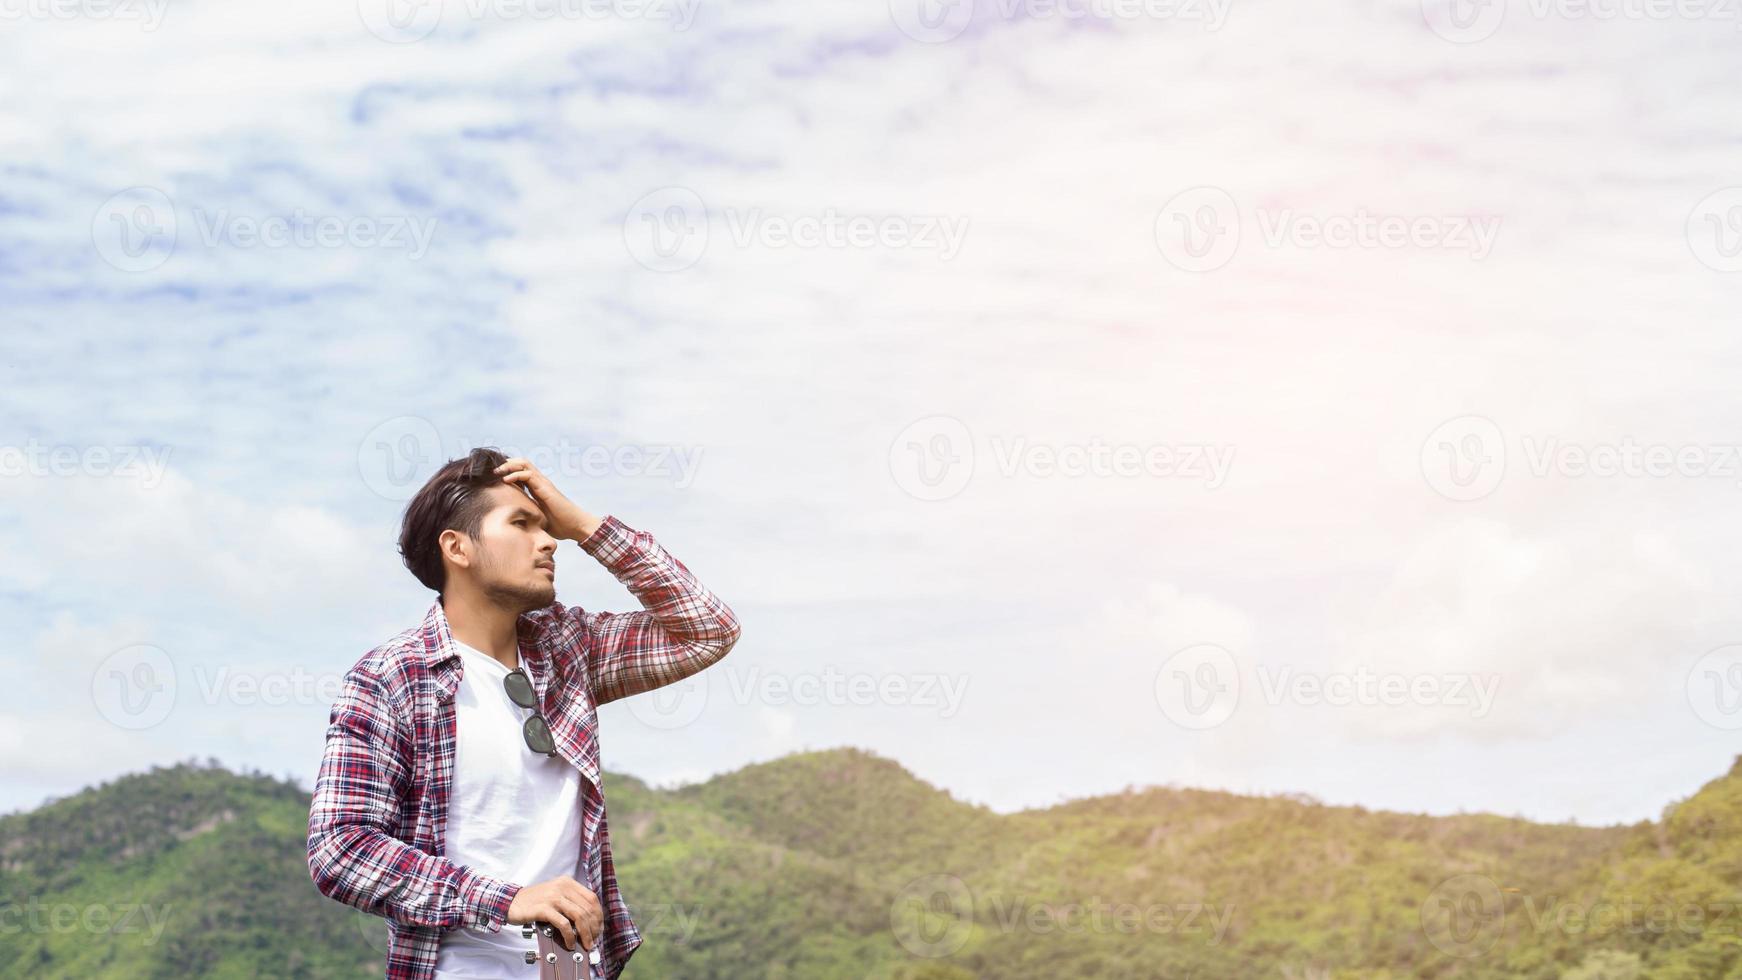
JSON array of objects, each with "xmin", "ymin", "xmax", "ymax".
[{"xmin": 520, "ymin": 920, "xmax": 602, "ymax": 980}]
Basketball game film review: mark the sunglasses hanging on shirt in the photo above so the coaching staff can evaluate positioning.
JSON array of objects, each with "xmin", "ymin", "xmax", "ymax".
[{"xmin": 503, "ymin": 667, "xmax": 558, "ymax": 757}]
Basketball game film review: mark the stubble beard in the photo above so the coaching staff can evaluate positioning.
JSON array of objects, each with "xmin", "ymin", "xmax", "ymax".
[{"xmin": 479, "ymin": 555, "xmax": 558, "ymax": 614}]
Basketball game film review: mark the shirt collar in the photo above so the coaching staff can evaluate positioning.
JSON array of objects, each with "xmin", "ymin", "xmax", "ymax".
[{"xmin": 419, "ymin": 598, "xmax": 553, "ymax": 701}]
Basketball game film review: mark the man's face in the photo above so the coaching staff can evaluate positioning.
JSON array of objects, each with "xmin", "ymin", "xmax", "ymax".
[{"xmin": 458, "ymin": 484, "xmax": 560, "ymax": 612}]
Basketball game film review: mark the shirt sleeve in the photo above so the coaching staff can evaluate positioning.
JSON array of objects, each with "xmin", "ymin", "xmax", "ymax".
[
  {"xmin": 565, "ymin": 514, "xmax": 744, "ymax": 706},
  {"xmin": 306, "ymin": 666, "xmax": 521, "ymax": 933}
]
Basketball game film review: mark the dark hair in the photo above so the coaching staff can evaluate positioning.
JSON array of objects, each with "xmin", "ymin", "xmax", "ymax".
[{"xmin": 398, "ymin": 447, "xmax": 513, "ymax": 594}]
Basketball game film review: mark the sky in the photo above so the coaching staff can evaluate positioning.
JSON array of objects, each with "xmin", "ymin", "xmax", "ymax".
[{"xmin": 2, "ymin": 0, "xmax": 1741, "ymax": 828}]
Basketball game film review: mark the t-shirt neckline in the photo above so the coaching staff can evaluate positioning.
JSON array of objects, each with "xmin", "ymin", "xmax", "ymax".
[{"xmin": 452, "ymin": 638, "xmax": 523, "ymax": 676}]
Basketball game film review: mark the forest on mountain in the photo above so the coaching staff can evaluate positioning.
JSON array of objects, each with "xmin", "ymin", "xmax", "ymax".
[{"xmin": 1, "ymin": 748, "xmax": 1738, "ymax": 978}]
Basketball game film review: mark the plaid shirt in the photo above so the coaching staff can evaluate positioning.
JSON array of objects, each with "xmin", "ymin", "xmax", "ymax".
[{"xmin": 307, "ymin": 515, "xmax": 741, "ymax": 980}]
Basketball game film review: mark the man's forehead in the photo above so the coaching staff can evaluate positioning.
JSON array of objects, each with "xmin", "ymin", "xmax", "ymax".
[{"xmin": 482, "ymin": 484, "xmax": 544, "ymax": 521}]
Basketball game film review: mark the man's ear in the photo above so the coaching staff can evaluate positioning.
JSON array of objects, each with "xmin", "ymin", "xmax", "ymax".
[{"xmin": 438, "ymin": 528, "xmax": 471, "ymax": 572}]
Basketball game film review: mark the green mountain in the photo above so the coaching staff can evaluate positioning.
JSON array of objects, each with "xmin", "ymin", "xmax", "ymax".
[{"xmin": 1, "ymin": 749, "xmax": 1738, "ymax": 979}]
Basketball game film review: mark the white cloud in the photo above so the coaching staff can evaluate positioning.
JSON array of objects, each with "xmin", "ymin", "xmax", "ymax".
[
  {"xmin": 0, "ymin": 468, "xmax": 388, "ymax": 619},
  {"xmin": 0, "ymin": 612, "xmax": 165, "ymax": 780},
  {"xmin": 1329, "ymin": 519, "xmax": 1720, "ymax": 740}
]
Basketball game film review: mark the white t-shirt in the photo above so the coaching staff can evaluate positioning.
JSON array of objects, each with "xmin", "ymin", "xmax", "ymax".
[{"xmin": 433, "ymin": 639, "xmax": 585, "ymax": 980}]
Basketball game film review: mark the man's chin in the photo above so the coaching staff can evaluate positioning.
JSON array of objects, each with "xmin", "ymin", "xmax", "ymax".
[
  {"xmin": 486, "ymin": 581, "xmax": 559, "ymax": 613},
  {"xmin": 521, "ymin": 582, "xmax": 558, "ymax": 611}
]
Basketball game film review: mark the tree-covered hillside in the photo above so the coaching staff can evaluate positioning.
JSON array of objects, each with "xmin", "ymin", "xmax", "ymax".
[{"xmin": 1, "ymin": 750, "xmax": 1738, "ymax": 978}]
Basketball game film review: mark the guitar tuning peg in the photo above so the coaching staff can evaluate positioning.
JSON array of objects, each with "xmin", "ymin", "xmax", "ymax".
[{"xmin": 524, "ymin": 951, "xmax": 538, "ymax": 964}]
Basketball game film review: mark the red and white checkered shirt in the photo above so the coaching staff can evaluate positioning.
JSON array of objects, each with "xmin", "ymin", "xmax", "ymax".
[{"xmin": 307, "ymin": 515, "xmax": 741, "ymax": 980}]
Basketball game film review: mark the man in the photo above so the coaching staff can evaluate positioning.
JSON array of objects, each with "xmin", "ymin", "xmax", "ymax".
[{"xmin": 307, "ymin": 447, "xmax": 742, "ymax": 980}]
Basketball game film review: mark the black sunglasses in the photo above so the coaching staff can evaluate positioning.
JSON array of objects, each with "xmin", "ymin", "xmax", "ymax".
[{"xmin": 503, "ymin": 667, "xmax": 558, "ymax": 757}]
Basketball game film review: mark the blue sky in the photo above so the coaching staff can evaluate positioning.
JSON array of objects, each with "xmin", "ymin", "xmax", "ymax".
[{"xmin": 3, "ymin": 0, "xmax": 1742, "ymax": 826}]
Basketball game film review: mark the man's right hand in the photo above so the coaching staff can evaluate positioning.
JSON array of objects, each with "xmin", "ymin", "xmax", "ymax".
[{"xmin": 506, "ymin": 875, "xmax": 603, "ymax": 953}]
